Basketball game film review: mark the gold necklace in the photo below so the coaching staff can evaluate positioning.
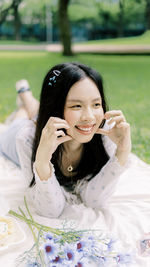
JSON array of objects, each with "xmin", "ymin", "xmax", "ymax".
[
  {"xmin": 62, "ymin": 145, "xmax": 83, "ymax": 174},
  {"xmin": 67, "ymin": 164, "xmax": 73, "ymax": 172},
  {"xmin": 59, "ymin": 152, "xmax": 74, "ymax": 176}
]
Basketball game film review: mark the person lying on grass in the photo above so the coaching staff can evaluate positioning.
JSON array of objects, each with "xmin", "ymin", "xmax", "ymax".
[{"xmin": 0, "ymin": 62, "xmax": 131, "ymax": 218}]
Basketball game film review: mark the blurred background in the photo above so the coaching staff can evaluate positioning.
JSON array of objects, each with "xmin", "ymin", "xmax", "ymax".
[
  {"xmin": 0, "ymin": 0, "xmax": 150, "ymax": 163},
  {"xmin": 0, "ymin": 0, "xmax": 150, "ymax": 44}
]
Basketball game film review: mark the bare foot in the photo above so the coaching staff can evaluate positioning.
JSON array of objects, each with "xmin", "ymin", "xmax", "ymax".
[{"xmin": 16, "ymin": 79, "xmax": 39, "ymax": 119}]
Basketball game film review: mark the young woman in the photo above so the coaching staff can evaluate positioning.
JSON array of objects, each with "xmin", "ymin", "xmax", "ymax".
[{"xmin": 0, "ymin": 62, "xmax": 131, "ymax": 218}]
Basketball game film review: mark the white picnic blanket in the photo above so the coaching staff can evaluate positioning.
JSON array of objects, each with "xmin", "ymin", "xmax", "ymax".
[{"xmin": 0, "ymin": 123, "xmax": 150, "ymax": 267}]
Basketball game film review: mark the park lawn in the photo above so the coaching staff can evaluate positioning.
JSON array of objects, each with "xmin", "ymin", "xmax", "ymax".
[
  {"xmin": 0, "ymin": 40, "xmax": 45, "ymax": 45},
  {"xmin": 1, "ymin": 31, "xmax": 150, "ymax": 47},
  {"xmin": 81, "ymin": 30, "xmax": 150, "ymax": 45},
  {"xmin": 0, "ymin": 51, "xmax": 149, "ymax": 164}
]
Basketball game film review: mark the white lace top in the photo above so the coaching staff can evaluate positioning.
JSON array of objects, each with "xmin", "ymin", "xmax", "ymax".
[{"xmin": 16, "ymin": 119, "xmax": 129, "ymax": 218}]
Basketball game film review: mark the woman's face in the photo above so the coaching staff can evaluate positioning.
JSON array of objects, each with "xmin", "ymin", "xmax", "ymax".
[{"xmin": 64, "ymin": 77, "xmax": 104, "ymax": 144}]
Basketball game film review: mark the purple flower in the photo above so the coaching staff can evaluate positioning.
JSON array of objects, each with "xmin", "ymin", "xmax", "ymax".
[
  {"xmin": 116, "ymin": 253, "xmax": 132, "ymax": 264},
  {"xmin": 50, "ymin": 255, "xmax": 65, "ymax": 266},
  {"xmin": 42, "ymin": 240, "xmax": 59, "ymax": 261},
  {"xmin": 26, "ymin": 260, "xmax": 41, "ymax": 267},
  {"xmin": 63, "ymin": 243, "xmax": 83, "ymax": 265},
  {"xmin": 45, "ymin": 233, "xmax": 54, "ymax": 241},
  {"xmin": 75, "ymin": 257, "xmax": 92, "ymax": 267},
  {"xmin": 107, "ymin": 238, "xmax": 116, "ymax": 251},
  {"xmin": 44, "ymin": 232, "xmax": 61, "ymax": 243},
  {"xmin": 75, "ymin": 262, "xmax": 83, "ymax": 267},
  {"xmin": 78, "ymin": 235, "xmax": 95, "ymax": 251},
  {"xmin": 76, "ymin": 240, "xmax": 86, "ymax": 252},
  {"xmin": 66, "ymin": 249, "xmax": 75, "ymax": 261}
]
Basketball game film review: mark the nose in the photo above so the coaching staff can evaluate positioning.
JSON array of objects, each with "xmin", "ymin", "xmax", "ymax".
[{"xmin": 80, "ymin": 107, "xmax": 95, "ymax": 122}]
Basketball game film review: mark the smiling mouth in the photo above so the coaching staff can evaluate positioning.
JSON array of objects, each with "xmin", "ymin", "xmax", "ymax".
[{"xmin": 75, "ymin": 125, "xmax": 95, "ymax": 134}]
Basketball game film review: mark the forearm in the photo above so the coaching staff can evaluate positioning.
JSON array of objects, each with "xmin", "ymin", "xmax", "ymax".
[
  {"xmin": 115, "ymin": 140, "xmax": 131, "ymax": 166},
  {"xmin": 34, "ymin": 160, "xmax": 53, "ymax": 181},
  {"xmin": 31, "ymin": 163, "xmax": 66, "ymax": 218},
  {"xmin": 115, "ymin": 147, "xmax": 131, "ymax": 166}
]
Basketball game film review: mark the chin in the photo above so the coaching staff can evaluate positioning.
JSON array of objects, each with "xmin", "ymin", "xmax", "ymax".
[{"xmin": 74, "ymin": 134, "xmax": 94, "ymax": 143}]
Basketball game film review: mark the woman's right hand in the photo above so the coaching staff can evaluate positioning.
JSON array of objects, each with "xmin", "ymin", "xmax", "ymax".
[{"xmin": 35, "ymin": 117, "xmax": 72, "ymax": 180}]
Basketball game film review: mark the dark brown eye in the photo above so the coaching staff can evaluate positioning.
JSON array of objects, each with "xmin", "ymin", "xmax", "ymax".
[{"xmin": 71, "ymin": 105, "xmax": 81, "ymax": 108}]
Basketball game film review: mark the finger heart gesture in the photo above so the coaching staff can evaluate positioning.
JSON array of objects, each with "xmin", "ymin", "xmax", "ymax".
[{"xmin": 96, "ymin": 110, "xmax": 131, "ymax": 150}]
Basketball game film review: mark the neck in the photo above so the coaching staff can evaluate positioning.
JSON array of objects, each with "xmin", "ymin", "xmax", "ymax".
[
  {"xmin": 61, "ymin": 141, "xmax": 84, "ymax": 175},
  {"xmin": 63, "ymin": 140, "xmax": 83, "ymax": 154}
]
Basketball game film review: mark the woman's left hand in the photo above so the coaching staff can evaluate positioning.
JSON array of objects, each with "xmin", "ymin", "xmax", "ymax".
[{"xmin": 96, "ymin": 110, "xmax": 131, "ymax": 165}]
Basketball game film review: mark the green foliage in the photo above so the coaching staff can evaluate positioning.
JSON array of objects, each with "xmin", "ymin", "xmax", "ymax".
[
  {"xmin": 0, "ymin": 0, "xmax": 11, "ymax": 9},
  {"xmin": 19, "ymin": 0, "xmax": 46, "ymax": 25},
  {"xmin": 0, "ymin": 51, "xmax": 149, "ymax": 163},
  {"xmin": 0, "ymin": 0, "xmax": 148, "ymax": 40},
  {"xmin": 69, "ymin": 4, "xmax": 98, "ymax": 22}
]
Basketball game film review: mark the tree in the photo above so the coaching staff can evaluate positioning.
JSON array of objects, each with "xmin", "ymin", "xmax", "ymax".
[
  {"xmin": 134, "ymin": 0, "xmax": 150, "ymax": 30},
  {"xmin": 58, "ymin": 0, "xmax": 73, "ymax": 56},
  {"xmin": 117, "ymin": 0, "xmax": 125, "ymax": 37},
  {"xmin": 145, "ymin": 0, "xmax": 150, "ymax": 29},
  {"xmin": 0, "ymin": 1, "xmax": 13, "ymax": 25},
  {"xmin": 12, "ymin": 0, "xmax": 22, "ymax": 40},
  {"xmin": 0, "ymin": 0, "xmax": 23, "ymax": 40}
]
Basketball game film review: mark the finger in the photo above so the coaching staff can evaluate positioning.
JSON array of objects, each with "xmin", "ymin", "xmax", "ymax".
[
  {"xmin": 55, "ymin": 130, "xmax": 66, "ymax": 138},
  {"xmin": 104, "ymin": 110, "xmax": 123, "ymax": 119},
  {"xmin": 96, "ymin": 128, "xmax": 109, "ymax": 136},
  {"xmin": 50, "ymin": 116, "xmax": 69, "ymax": 124},
  {"xmin": 108, "ymin": 115, "xmax": 126, "ymax": 125},
  {"xmin": 49, "ymin": 123, "xmax": 70, "ymax": 130},
  {"xmin": 58, "ymin": 135, "xmax": 73, "ymax": 145},
  {"xmin": 46, "ymin": 117, "xmax": 70, "ymax": 128},
  {"xmin": 45, "ymin": 122, "xmax": 70, "ymax": 133},
  {"xmin": 116, "ymin": 122, "xmax": 130, "ymax": 129}
]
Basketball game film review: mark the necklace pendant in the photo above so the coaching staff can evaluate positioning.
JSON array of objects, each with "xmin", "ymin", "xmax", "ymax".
[{"xmin": 67, "ymin": 165, "xmax": 73, "ymax": 172}]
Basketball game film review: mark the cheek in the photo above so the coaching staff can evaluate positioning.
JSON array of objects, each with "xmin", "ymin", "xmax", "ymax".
[
  {"xmin": 64, "ymin": 110, "xmax": 79, "ymax": 126},
  {"xmin": 95, "ymin": 108, "xmax": 104, "ymax": 122}
]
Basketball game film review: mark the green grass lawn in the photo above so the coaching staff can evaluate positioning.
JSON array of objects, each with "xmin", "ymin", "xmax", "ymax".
[
  {"xmin": 0, "ymin": 40, "xmax": 45, "ymax": 45},
  {"xmin": 81, "ymin": 30, "xmax": 150, "ymax": 45},
  {"xmin": 0, "ymin": 51, "xmax": 149, "ymax": 163}
]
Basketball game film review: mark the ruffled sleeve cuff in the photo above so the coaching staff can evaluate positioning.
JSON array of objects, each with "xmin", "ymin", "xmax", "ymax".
[
  {"xmin": 109, "ymin": 152, "xmax": 131, "ymax": 173},
  {"xmin": 31, "ymin": 162, "xmax": 66, "ymax": 218},
  {"xmin": 33, "ymin": 161, "xmax": 56, "ymax": 185}
]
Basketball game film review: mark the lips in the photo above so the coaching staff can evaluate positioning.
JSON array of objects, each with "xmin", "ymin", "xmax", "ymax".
[{"xmin": 75, "ymin": 124, "xmax": 95, "ymax": 135}]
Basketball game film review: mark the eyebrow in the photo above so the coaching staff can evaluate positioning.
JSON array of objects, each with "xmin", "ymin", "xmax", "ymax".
[{"xmin": 67, "ymin": 98, "xmax": 101, "ymax": 103}]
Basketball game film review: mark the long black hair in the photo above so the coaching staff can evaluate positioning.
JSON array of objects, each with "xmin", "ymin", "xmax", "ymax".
[{"xmin": 30, "ymin": 62, "xmax": 109, "ymax": 190}]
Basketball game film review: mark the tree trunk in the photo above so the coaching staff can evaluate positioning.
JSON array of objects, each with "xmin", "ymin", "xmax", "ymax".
[
  {"xmin": 117, "ymin": 0, "xmax": 125, "ymax": 37},
  {"xmin": 13, "ymin": 2, "xmax": 21, "ymax": 40},
  {"xmin": 0, "ymin": 4, "xmax": 13, "ymax": 25},
  {"xmin": 145, "ymin": 0, "xmax": 150, "ymax": 30},
  {"xmin": 58, "ymin": 0, "xmax": 73, "ymax": 56}
]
